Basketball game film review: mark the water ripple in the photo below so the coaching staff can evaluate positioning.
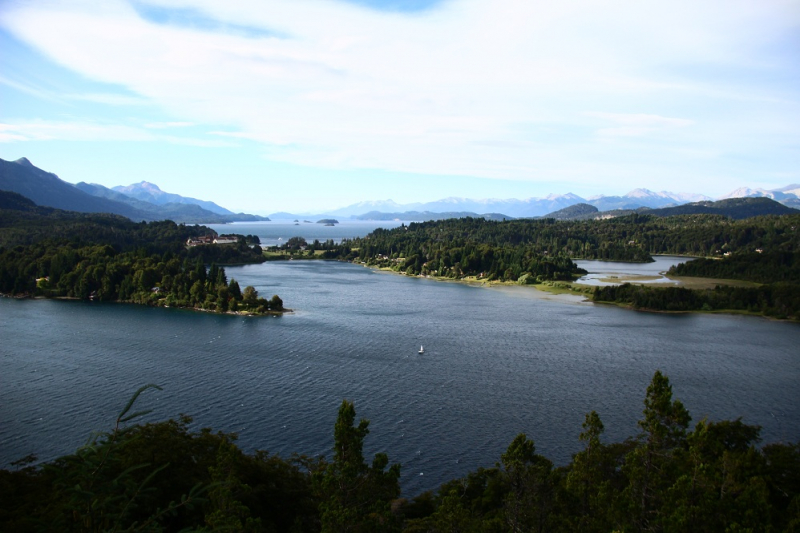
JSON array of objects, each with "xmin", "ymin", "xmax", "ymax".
[{"xmin": 1, "ymin": 262, "xmax": 799, "ymax": 496}]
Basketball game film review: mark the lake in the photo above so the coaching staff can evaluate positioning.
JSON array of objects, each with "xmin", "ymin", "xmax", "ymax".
[
  {"xmin": 574, "ymin": 256, "xmax": 691, "ymax": 286},
  {"xmin": 2, "ymin": 260, "xmax": 798, "ymax": 496},
  {"xmin": 206, "ymin": 220, "xmax": 405, "ymax": 247}
]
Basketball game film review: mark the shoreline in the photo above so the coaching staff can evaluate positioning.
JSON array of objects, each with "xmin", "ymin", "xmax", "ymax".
[
  {"xmin": 3, "ymin": 293, "xmax": 291, "ymax": 317},
  {"xmin": 352, "ymin": 261, "xmax": 794, "ymax": 321},
  {"xmin": 590, "ymin": 298, "xmax": 794, "ymax": 322},
  {"xmin": 363, "ymin": 263, "xmax": 593, "ymax": 303}
]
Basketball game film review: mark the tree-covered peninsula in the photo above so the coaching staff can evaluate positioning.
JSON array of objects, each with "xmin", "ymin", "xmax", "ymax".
[
  {"xmin": 0, "ymin": 191, "xmax": 284, "ymax": 315},
  {"xmin": 1, "ymin": 371, "xmax": 798, "ymax": 532},
  {"xmin": 264, "ymin": 212, "xmax": 800, "ymax": 319},
  {"xmin": 308, "ymin": 213, "xmax": 795, "ymax": 276}
]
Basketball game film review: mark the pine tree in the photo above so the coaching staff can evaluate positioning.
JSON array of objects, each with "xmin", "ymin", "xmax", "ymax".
[
  {"xmin": 314, "ymin": 400, "xmax": 400, "ymax": 533},
  {"xmin": 624, "ymin": 370, "xmax": 691, "ymax": 532}
]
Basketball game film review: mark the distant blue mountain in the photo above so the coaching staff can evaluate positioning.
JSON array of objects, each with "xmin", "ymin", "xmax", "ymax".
[
  {"xmin": 112, "ymin": 181, "xmax": 234, "ymax": 215},
  {"xmin": 0, "ymin": 157, "xmax": 148, "ymax": 219},
  {"xmin": 326, "ymin": 190, "xmax": 716, "ymax": 218},
  {"xmin": 0, "ymin": 157, "xmax": 268, "ymax": 223},
  {"xmin": 354, "ymin": 211, "xmax": 512, "ymax": 222}
]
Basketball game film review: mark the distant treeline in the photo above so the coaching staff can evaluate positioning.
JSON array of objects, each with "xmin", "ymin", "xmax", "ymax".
[
  {"xmin": 304, "ymin": 213, "xmax": 800, "ymax": 284},
  {"xmin": 592, "ymin": 250, "xmax": 800, "ymax": 319},
  {"xmin": 273, "ymin": 214, "xmax": 800, "ymax": 317},
  {"xmin": 592, "ymin": 282, "xmax": 800, "ymax": 319},
  {"xmin": 669, "ymin": 251, "xmax": 800, "ymax": 284},
  {"xmin": 1, "ymin": 372, "xmax": 798, "ymax": 532}
]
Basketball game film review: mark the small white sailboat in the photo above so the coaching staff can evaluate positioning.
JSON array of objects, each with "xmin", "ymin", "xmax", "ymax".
[{"xmin": 418, "ymin": 345, "xmax": 424, "ymax": 354}]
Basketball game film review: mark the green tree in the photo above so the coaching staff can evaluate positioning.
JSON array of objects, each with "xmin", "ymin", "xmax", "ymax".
[
  {"xmin": 45, "ymin": 385, "xmax": 207, "ymax": 532},
  {"xmin": 500, "ymin": 433, "xmax": 555, "ymax": 533},
  {"xmin": 431, "ymin": 487, "xmax": 481, "ymax": 533},
  {"xmin": 315, "ymin": 400, "xmax": 400, "ymax": 533},
  {"xmin": 624, "ymin": 370, "xmax": 691, "ymax": 532},
  {"xmin": 228, "ymin": 279, "xmax": 242, "ymax": 300},
  {"xmin": 566, "ymin": 411, "xmax": 611, "ymax": 532},
  {"xmin": 284, "ymin": 236, "xmax": 308, "ymax": 250},
  {"xmin": 661, "ymin": 418, "xmax": 770, "ymax": 532},
  {"xmin": 242, "ymin": 285, "xmax": 258, "ymax": 306},
  {"xmin": 204, "ymin": 439, "xmax": 261, "ymax": 532},
  {"xmin": 190, "ymin": 280, "xmax": 206, "ymax": 304}
]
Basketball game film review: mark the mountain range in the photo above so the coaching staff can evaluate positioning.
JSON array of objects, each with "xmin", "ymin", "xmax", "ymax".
[
  {"xmin": 352, "ymin": 211, "xmax": 512, "ymax": 222},
  {"xmin": 0, "ymin": 157, "xmax": 268, "ymax": 224},
  {"xmin": 2, "ymin": 156, "xmax": 799, "ymax": 223},
  {"xmin": 543, "ymin": 198, "xmax": 799, "ymax": 221},
  {"xmin": 324, "ymin": 187, "xmax": 800, "ymax": 219},
  {"xmin": 111, "ymin": 181, "xmax": 233, "ymax": 215}
]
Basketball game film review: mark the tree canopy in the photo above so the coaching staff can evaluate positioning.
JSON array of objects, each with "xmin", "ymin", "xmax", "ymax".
[{"xmin": 2, "ymin": 372, "xmax": 798, "ymax": 532}]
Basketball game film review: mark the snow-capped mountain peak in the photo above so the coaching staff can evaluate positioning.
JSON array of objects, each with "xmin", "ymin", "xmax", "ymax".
[
  {"xmin": 719, "ymin": 187, "xmax": 793, "ymax": 201},
  {"xmin": 544, "ymin": 192, "xmax": 583, "ymax": 201},
  {"xmin": 625, "ymin": 188, "xmax": 660, "ymax": 199},
  {"xmin": 721, "ymin": 187, "xmax": 764, "ymax": 199},
  {"xmin": 327, "ymin": 184, "xmax": 798, "ymax": 218}
]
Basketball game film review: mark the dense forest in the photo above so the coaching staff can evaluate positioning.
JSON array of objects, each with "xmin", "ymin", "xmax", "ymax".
[
  {"xmin": 304, "ymin": 213, "xmax": 800, "ymax": 280},
  {"xmin": 584, "ymin": 250, "xmax": 800, "ymax": 319},
  {"xmin": 0, "ymin": 192, "xmax": 282, "ymax": 314},
  {"xmin": 668, "ymin": 251, "xmax": 800, "ymax": 284},
  {"xmin": 274, "ymin": 213, "xmax": 800, "ymax": 318},
  {"xmin": 1, "ymin": 372, "xmax": 798, "ymax": 532},
  {"xmin": 592, "ymin": 283, "xmax": 800, "ymax": 320}
]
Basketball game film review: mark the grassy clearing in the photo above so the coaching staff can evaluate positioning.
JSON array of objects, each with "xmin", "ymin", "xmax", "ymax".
[
  {"xmin": 533, "ymin": 275, "xmax": 759, "ymax": 299},
  {"xmin": 533, "ymin": 281, "xmax": 595, "ymax": 297},
  {"xmin": 664, "ymin": 276, "xmax": 761, "ymax": 290},
  {"xmin": 596, "ymin": 275, "xmax": 663, "ymax": 283}
]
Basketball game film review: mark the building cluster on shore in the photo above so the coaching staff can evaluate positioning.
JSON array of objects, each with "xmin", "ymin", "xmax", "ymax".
[{"xmin": 186, "ymin": 234, "xmax": 238, "ymax": 247}]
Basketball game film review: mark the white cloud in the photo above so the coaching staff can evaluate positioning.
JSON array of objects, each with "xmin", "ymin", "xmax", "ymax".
[
  {"xmin": 589, "ymin": 113, "xmax": 695, "ymax": 128},
  {"xmin": 0, "ymin": 126, "xmax": 28, "ymax": 142},
  {"xmin": 0, "ymin": 120, "xmax": 154, "ymax": 142},
  {"xmin": 0, "ymin": 75, "xmax": 64, "ymax": 103},
  {"xmin": 67, "ymin": 93, "xmax": 150, "ymax": 106},
  {"xmin": 0, "ymin": 119, "xmax": 234, "ymax": 147},
  {"xmin": 0, "ymin": 0, "xmax": 798, "ymax": 190},
  {"xmin": 588, "ymin": 112, "xmax": 695, "ymax": 138},
  {"xmin": 144, "ymin": 121, "xmax": 196, "ymax": 128}
]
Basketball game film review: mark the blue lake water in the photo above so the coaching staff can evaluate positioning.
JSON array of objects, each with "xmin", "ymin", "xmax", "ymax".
[
  {"xmin": 574, "ymin": 256, "xmax": 692, "ymax": 286},
  {"xmin": 1, "ymin": 260, "xmax": 799, "ymax": 496},
  {"xmin": 207, "ymin": 220, "xmax": 404, "ymax": 247}
]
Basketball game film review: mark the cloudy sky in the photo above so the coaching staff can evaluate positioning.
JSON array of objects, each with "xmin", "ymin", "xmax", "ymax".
[{"xmin": 1, "ymin": 0, "xmax": 798, "ymax": 214}]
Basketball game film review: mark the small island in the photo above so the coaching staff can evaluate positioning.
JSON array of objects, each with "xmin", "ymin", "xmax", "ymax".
[{"xmin": 317, "ymin": 218, "xmax": 339, "ymax": 225}]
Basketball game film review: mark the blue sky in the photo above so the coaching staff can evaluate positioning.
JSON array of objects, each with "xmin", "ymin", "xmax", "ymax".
[{"xmin": 1, "ymin": 0, "xmax": 799, "ymax": 214}]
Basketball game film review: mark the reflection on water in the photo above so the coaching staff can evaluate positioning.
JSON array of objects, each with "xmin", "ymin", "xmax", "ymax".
[{"xmin": 574, "ymin": 255, "xmax": 693, "ymax": 286}]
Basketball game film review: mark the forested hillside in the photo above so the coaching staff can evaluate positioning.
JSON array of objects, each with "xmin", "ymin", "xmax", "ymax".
[
  {"xmin": 0, "ymin": 191, "xmax": 280, "ymax": 314},
  {"xmin": 646, "ymin": 197, "xmax": 799, "ymax": 219},
  {"xmin": 311, "ymin": 213, "xmax": 800, "ymax": 283},
  {"xmin": 284, "ymin": 213, "xmax": 800, "ymax": 318},
  {"xmin": 594, "ymin": 249, "xmax": 800, "ymax": 318},
  {"xmin": 669, "ymin": 251, "xmax": 800, "ymax": 284},
  {"xmin": 1, "ymin": 372, "xmax": 797, "ymax": 532}
]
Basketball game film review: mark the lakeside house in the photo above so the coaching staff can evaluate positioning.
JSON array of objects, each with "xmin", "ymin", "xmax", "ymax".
[
  {"xmin": 187, "ymin": 234, "xmax": 239, "ymax": 247},
  {"xmin": 186, "ymin": 235, "xmax": 214, "ymax": 246}
]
